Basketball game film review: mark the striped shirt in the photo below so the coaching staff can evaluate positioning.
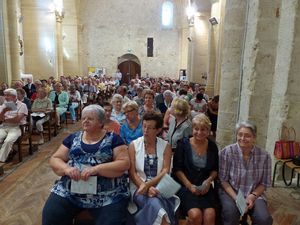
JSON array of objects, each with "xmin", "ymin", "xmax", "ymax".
[{"xmin": 219, "ymin": 143, "xmax": 271, "ymax": 200}]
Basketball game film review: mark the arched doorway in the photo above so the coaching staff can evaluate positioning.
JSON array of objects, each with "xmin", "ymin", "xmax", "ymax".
[{"xmin": 118, "ymin": 54, "xmax": 141, "ymax": 85}]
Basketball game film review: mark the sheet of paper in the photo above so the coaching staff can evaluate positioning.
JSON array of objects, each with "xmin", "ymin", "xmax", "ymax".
[
  {"xmin": 236, "ymin": 189, "xmax": 247, "ymax": 216},
  {"xmin": 31, "ymin": 112, "xmax": 45, "ymax": 117},
  {"xmin": 70, "ymin": 176, "xmax": 97, "ymax": 194},
  {"xmin": 156, "ymin": 174, "xmax": 181, "ymax": 198}
]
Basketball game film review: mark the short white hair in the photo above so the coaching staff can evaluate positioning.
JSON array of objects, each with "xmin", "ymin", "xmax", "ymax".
[{"xmin": 4, "ymin": 88, "xmax": 17, "ymax": 96}]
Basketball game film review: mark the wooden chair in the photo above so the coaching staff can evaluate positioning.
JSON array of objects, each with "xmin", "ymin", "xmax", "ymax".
[
  {"xmin": 14, "ymin": 113, "xmax": 33, "ymax": 162},
  {"xmin": 43, "ymin": 104, "xmax": 58, "ymax": 140}
]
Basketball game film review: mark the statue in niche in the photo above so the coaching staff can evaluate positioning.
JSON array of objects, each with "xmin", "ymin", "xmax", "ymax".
[{"xmin": 18, "ymin": 35, "xmax": 23, "ymax": 56}]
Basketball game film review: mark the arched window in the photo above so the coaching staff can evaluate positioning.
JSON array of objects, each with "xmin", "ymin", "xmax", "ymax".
[{"xmin": 161, "ymin": 1, "xmax": 174, "ymax": 29}]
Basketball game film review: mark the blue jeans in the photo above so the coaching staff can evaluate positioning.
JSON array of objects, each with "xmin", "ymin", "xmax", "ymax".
[
  {"xmin": 69, "ymin": 103, "xmax": 78, "ymax": 121},
  {"xmin": 42, "ymin": 193, "xmax": 128, "ymax": 225}
]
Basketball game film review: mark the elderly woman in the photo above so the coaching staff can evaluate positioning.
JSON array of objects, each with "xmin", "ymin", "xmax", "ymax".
[
  {"xmin": 173, "ymin": 114, "xmax": 218, "ymax": 225},
  {"xmin": 49, "ymin": 82, "xmax": 69, "ymax": 126},
  {"xmin": 42, "ymin": 104, "xmax": 130, "ymax": 225},
  {"xmin": 128, "ymin": 111, "xmax": 179, "ymax": 225},
  {"xmin": 111, "ymin": 93, "xmax": 126, "ymax": 125},
  {"xmin": 138, "ymin": 89, "xmax": 161, "ymax": 117},
  {"xmin": 30, "ymin": 80, "xmax": 43, "ymax": 102},
  {"xmin": 120, "ymin": 101, "xmax": 143, "ymax": 145},
  {"xmin": 166, "ymin": 97, "xmax": 192, "ymax": 152},
  {"xmin": 31, "ymin": 88, "xmax": 52, "ymax": 144},
  {"xmin": 157, "ymin": 90, "xmax": 174, "ymax": 115},
  {"xmin": 219, "ymin": 121, "xmax": 272, "ymax": 225}
]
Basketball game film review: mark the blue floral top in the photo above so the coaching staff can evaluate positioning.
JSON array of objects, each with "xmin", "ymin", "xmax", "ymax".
[{"xmin": 51, "ymin": 131, "xmax": 129, "ymax": 208}]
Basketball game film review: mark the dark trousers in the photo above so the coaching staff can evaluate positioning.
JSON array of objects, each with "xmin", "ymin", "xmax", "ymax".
[
  {"xmin": 218, "ymin": 189, "xmax": 273, "ymax": 225},
  {"xmin": 42, "ymin": 193, "xmax": 128, "ymax": 225}
]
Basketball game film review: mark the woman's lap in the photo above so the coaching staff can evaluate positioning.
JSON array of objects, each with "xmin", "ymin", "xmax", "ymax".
[{"xmin": 42, "ymin": 193, "xmax": 128, "ymax": 225}]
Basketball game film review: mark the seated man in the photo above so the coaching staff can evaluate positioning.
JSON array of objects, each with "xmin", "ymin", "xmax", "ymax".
[{"xmin": 0, "ymin": 88, "xmax": 28, "ymax": 162}]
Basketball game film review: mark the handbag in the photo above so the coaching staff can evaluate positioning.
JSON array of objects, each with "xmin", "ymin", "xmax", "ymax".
[{"xmin": 274, "ymin": 126, "xmax": 300, "ymax": 159}]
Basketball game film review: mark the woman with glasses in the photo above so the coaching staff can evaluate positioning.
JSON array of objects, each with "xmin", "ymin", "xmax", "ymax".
[
  {"xmin": 128, "ymin": 111, "xmax": 179, "ymax": 225},
  {"xmin": 218, "ymin": 121, "xmax": 272, "ymax": 225},
  {"xmin": 111, "ymin": 94, "xmax": 126, "ymax": 125},
  {"xmin": 120, "ymin": 101, "xmax": 143, "ymax": 145}
]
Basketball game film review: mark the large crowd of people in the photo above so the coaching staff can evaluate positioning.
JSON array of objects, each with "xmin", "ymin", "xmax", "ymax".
[{"xmin": 0, "ymin": 73, "xmax": 272, "ymax": 225}]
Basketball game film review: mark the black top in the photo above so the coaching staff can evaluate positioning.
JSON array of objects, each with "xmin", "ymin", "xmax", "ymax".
[{"xmin": 172, "ymin": 137, "xmax": 219, "ymax": 186}]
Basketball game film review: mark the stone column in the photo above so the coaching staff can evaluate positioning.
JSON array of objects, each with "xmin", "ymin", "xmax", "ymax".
[
  {"xmin": 206, "ymin": 0, "xmax": 220, "ymax": 97},
  {"xmin": 216, "ymin": 0, "xmax": 247, "ymax": 148},
  {"xmin": 238, "ymin": 0, "xmax": 280, "ymax": 148},
  {"xmin": 55, "ymin": 13, "xmax": 64, "ymax": 77},
  {"xmin": 7, "ymin": 0, "xmax": 23, "ymax": 83},
  {"xmin": 0, "ymin": 0, "xmax": 9, "ymax": 84},
  {"xmin": 266, "ymin": 0, "xmax": 300, "ymax": 159}
]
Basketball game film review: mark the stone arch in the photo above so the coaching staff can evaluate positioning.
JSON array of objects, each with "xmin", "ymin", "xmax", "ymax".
[{"xmin": 117, "ymin": 54, "xmax": 141, "ymax": 84}]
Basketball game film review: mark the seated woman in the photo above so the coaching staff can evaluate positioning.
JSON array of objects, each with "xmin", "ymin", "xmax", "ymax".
[
  {"xmin": 31, "ymin": 88, "xmax": 52, "ymax": 144},
  {"xmin": 111, "ymin": 93, "xmax": 126, "ymax": 125},
  {"xmin": 190, "ymin": 93, "xmax": 207, "ymax": 118},
  {"xmin": 42, "ymin": 104, "xmax": 130, "ymax": 225},
  {"xmin": 120, "ymin": 101, "xmax": 143, "ymax": 145},
  {"xmin": 218, "ymin": 121, "xmax": 273, "ymax": 225},
  {"xmin": 128, "ymin": 111, "xmax": 179, "ymax": 225},
  {"xmin": 49, "ymin": 82, "xmax": 69, "ymax": 126},
  {"xmin": 172, "ymin": 113, "xmax": 218, "ymax": 225},
  {"xmin": 68, "ymin": 84, "xmax": 81, "ymax": 123},
  {"xmin": 138, "ymin": 89, "xmax": 161, "ymax": 117},
  {"xmin": 166, "ymin": 97, "xmax": 192, "ymax": 152},
  {"xmin": 102, "ymin": 101, "xmax": 120, "ymax": 135}
]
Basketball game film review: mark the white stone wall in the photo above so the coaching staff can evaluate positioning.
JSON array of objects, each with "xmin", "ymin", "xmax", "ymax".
[
  {"xmin": 79, "ymin": 0, "xmax": 207, "ymax": 78},
  {"xmin": 78, "ymin": 0, "xmax": 187, "ymax": 78}
]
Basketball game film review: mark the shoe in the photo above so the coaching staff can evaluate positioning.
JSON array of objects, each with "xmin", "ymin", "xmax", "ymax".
[{"xmin": 38, "ymin": 138, "xmax": 44, "ymax": 145}]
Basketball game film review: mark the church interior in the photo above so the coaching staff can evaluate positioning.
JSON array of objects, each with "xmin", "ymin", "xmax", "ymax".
[{"xmin": 0, "ymin": 0, "xmax": 300, "ymax": 224}]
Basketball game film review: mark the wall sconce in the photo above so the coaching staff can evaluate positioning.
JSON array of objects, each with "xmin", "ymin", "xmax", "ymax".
[
  {"xmin": 186, "ymin": 1, "xmax": 196, "ymax": 27},
  {"xmin": 209, "ymin": 17, "xmax": 218, "ymax": 25}
]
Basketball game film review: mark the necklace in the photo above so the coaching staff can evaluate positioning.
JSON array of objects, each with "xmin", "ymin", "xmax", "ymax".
[{"xmin": 144, "ymin": 138, "xmax": 158, "ymax": 181}]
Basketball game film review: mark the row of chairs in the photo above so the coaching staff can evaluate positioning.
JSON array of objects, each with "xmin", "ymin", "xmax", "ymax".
[{"xmin": 13, "ymin": 100, "xmax": 83, "ymax": 163}]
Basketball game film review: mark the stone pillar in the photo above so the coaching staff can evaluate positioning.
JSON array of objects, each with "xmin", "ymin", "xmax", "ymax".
[
  {"xmin": 0, "ymin": 0, "xmax": 9, "ymax": 84},
  {"xmin": 206, "ymin": 0, "xmax": 220, "ymax": 97},
  {"xmin": 266, "ymin": 0, "xmax": 300, "ymax": 159},
  {"xmin": 22, "ymin": 0, "xmax": 56, "ymax": 80},
  {"xmin": 7, "ymin": 0, "xmax": 23, "ymax": 83},
  {"xmin": 55, "ymin": 14, "xmax": 64, "ymax": 77},
  {"xmin": 216, "ymin": 0, "xmax": 247, "ymax": 148}
]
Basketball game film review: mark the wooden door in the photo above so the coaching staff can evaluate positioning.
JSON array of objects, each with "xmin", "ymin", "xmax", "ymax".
[{"xmin": 118, "ymin": 60, "xmax": 141, "ymax": 85}]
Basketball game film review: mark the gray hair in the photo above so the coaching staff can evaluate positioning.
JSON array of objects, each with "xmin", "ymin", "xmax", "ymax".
[
  {"xmin": 4, "ymin": 88, "xmax": 17, "ymax": 96},
  {"xmin": 235, "ymin": 120, "xmax": 257, "ymax": 136},
  {"xmin": 82, "ymin": 104, "xmax": 105, "ymax": 123},
  {"xmin": 163, "ymin": 90, "xmax": 174, "ymax": 98},
  {"xmin": 111, "ymin": 93, "xmax": 123, "ymax": 103}
]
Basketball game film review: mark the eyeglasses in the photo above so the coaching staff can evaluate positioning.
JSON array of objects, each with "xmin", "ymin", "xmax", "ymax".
[{"xmin": 124, "ymin": 108, "xmax": 136, "ymax": 114}]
